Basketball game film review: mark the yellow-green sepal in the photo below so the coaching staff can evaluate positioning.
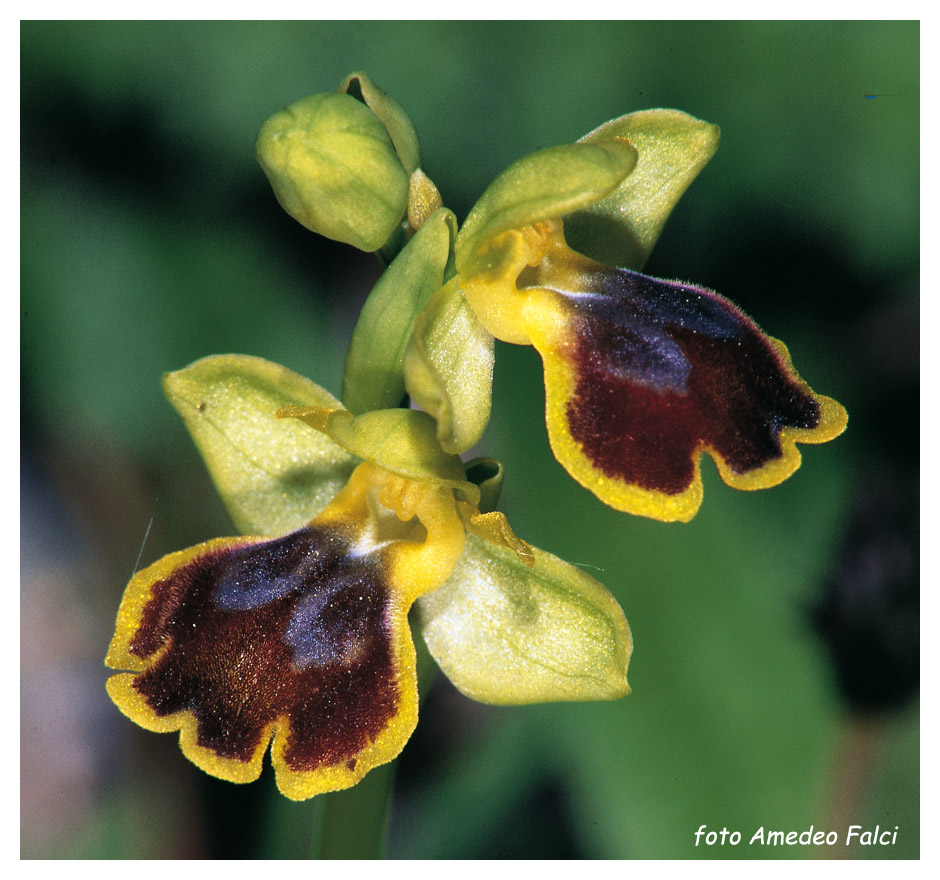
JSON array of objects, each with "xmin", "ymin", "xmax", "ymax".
[
  {"xmin": 338, "ymin": 71, "xmax": 421, "ymax": 175},
  {"xmin": 342, "ymin": 208, "xmax": 456, "ymax": 415},
  {"xmin": 417, "ymin": 532, "xmax": 632, "ymax": 705},
  {"xmin": 565, "ymin": 109, "xmax": 721, "ymax": 269},
  {"xmin": 162, "ymin": 355, "xmax": 358, "ymax": 536},
  {"xmin": 403, "ymin": 277, "xmax": 494, "ymax": 454},
  {"xmin": 276, "ymin": 405, "xmax": 480, "ymax": 506},
  {"xmin": 455, "ymin": 141, "xmax": 638, "ymax": 276},
  {"xmin": 255, "ymin": 92, "xmax": 409, "ymax": 252}
]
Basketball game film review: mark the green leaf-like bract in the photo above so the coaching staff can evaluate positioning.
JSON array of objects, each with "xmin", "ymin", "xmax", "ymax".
[
  {"xmin": 403, "ymin": 278, "xmax": 494, "ymax": 454},
  {"xmin": 337, "ymin": 71, "xmax": 422, "ymax": 175}
]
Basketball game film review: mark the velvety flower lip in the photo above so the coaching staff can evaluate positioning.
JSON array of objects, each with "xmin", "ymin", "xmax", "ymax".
[
  {"xmin": 107, "ymin": 85, "xmax": 849, "ymax": 804},
  {"xmin": 115, "ymin": 527, "xmax": 397, "ymax": 775},
  {"xmin": 107, "ymin": 356, "xmax": 632, "ymax": 798},
  {"xmin": 543, "ymin": 262, "xmax": 845, "ymax": 509},
  {"xmin": 460, "ymin": 217, "xmax": 847, "ymax": 522},
  {"xmin": 106, "ymin": 460, "xmax": 467, "ymax": 800}
]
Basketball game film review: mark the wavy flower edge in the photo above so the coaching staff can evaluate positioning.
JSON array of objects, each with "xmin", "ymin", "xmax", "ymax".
[
  {"xmin": 107, "ymin": 360, "xmax": 633, "ymax": 798},
  {"xmin": 106, "ymin": 460, "xmax": 465, "ymax": 800},
  {"xmin": 457, "ymin": 209, "xmax": 847, "ymax": 522}
]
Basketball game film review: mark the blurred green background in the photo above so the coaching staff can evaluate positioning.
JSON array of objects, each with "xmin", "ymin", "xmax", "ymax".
[{"xmin": 21, "ymin": 21, "xmax": 918, "ymax": 859}]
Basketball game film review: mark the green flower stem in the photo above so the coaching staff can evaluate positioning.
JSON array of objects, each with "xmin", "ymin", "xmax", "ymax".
[
  {"xmin": 309, "ymin": 632, "xmax": 439, "ymax": 859},
  {"xmin": 414, "ymin": 618, "xmax": 439, "ymax": 700},
  {"xmin": 256, "ymin": 625, "xmax": 440, "ymax": 859},
  {"xmin": 260, "ymin": 786, "xmax": 322, "ymax": 858},
  {"xmin": 313, "ymin": 762, "xmax": 396, "ymax": 859}
]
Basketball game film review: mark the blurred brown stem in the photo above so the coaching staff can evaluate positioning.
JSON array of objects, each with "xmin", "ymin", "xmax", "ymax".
[{"xmin": 817, "ymin": 714, "xmax": 886, "ymax": 859}]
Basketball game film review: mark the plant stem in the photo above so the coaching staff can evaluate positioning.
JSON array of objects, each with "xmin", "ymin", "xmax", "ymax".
[
  {"xmin": 311, "ymin": 761, "xmax": 396, "ymax": 859},
  {"xmin": 307, "ymin": 625, "xmax": 438, "ymax": 858},
  {"xmin": 816, "ymin": 713, "xmax": 886, "ymax": 859}
]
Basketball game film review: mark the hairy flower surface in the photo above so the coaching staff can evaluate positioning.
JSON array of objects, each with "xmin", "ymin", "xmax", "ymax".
[
  {"xmin": 457, "ymin": 215, "xmax": 847, "ymax": 522},
  {"xmin": 106, "ymin": 461, "xmax": 463, "ymax": 798},
  {"xmin": 108, "ymin": 80, "xmax": 847, "ymax": 801},
  {"xmin": 106, "ymin": 356, "xmax": 632, "ymax": 799},
  {"xmin": 405, "ymin": 114, "xmax": 847, "ymax": 521}
]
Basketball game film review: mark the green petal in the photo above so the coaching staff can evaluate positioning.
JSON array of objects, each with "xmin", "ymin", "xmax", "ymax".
[
  {"xmin": 342, "ymin": 208, "xmax": 456, "ymax": 415},
  {"xmin": 403, "ymin": 277, "xmax": 494, "ymax": 454},
  {"xmin": 455, "ymin": 141, "xmax": 638, "ymax": 276},
  {"xmin": 338, "ymin": 71, "xmax": 421, "ymax": 175},
  {"xmin": 417, "ymin": 533, "xmax": 632, "ymax": 705},
  {"xmin": 255, "ymin": 92, "xmax": 409, "ymax": 252},
  {"xmin": 565, "ymin": 109, "xmax": 720, "ymax": 269},
  {"xmin": 163, "ymin": 356, "xmax": 358, "ymax": 536},
  {"xmin": 276, "ymin": 405, "xmax": 480, "ymax": 505}
]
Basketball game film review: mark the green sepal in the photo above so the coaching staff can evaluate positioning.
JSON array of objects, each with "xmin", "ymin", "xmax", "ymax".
[
  {"xmin": 338, "ymin": 71, "xmax": 421, "ymax": 175},
  {"xmin": 464, "ymin": 457, "xmax": 504, "ymax": 514},
  {"xmin": 455, "ymin": 141, "xmax": 638, "ymax": 276},
  {"xmin": 162, "ymin": 355, "xmax": 358, "ymax": 536},
  {"xmin": 565, "ymin": 109, "xmax": 721, "ymax": 269},
  {"xmin": 403, "ymin": 277, "xmax": 494, "ymax": 454},
  {"xmin": 342, "ymin": 208, "xmax": 456, "ymax": 415},
  {"xmin": 276, "ymin": 405, "xmax": 480, "ymax": 505},
  {"xmin": 417, "ymin": 532, "xmax": 632, "ymax": 705},
  {"xmin": 255, "ymin": 92, "xmax": 409, "ymax": 252}
]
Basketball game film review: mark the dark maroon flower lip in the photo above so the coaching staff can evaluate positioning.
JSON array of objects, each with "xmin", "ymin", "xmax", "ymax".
[
  {"xmin": 106, "ymin": 458, "xmax": 477, "ymax": 799},
  {"xmin": 556, "ymin": 266, "xmax": 822, "ymax": 495},
  {"xmin": 506, "ymin": 234, "xmax": 847, "ymax": 519},
  {"xmin": 129, "ymin": 524, "xmax": 398, "ymax": 772}
]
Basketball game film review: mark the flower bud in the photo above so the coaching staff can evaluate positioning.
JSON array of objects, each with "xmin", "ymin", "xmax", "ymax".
[{"xmin": 256, "ymin": 91, "xmax": 409, "ymax": 251}]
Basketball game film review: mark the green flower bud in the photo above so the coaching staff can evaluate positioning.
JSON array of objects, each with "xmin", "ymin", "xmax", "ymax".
[{"xmin": 256, "ymin": 91, "xmax": 409, "ymax": 252}]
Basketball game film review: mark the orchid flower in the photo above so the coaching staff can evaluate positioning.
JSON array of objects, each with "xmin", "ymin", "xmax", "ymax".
[
  {"xmin": 107, "ymin": 74, "xmax": 845, "ymax": 802},
  {"xmin": 106, "ymin": 356, "xmax": 631, "ymax": 800},
  {"xmin": 403, "ymin": 110, "xmax": 847, "ymax": 522}
]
